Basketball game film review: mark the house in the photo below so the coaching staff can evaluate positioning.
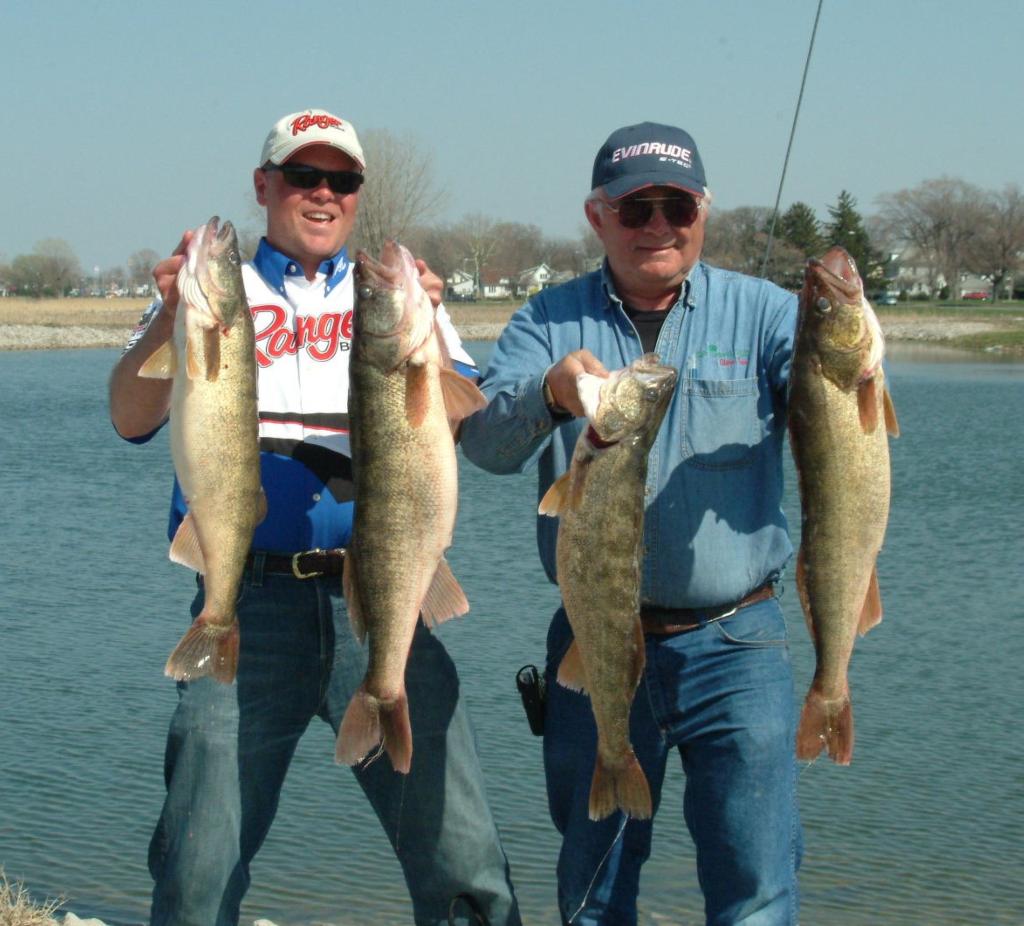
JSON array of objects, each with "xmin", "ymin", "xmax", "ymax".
[
  {"xmin": 517, "ymin": 263, "xmax": 553, "ymax": 297},
  {"xmin": 479, "ymin": 271, "xmax": 513, "ymax": 300},
  {"xmin": 445, "ymin": 268, "xmax": 475, "ymax": 301}
]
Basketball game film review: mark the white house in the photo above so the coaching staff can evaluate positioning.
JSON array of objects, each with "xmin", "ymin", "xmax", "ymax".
[
  {"xmin": 480, "ymin": 271, "xmax": 513, "ymax": 299},
  {"xmin": 445, "ymin": 268, "xmax": 476, "ymax": 300},
  {"xmin": 517, "ymin": 264, "xmax": 553, "ymax": 297}
]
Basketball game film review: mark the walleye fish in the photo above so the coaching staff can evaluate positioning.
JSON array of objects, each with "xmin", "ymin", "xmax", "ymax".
[
  {"xmin": 336, "ymin": 240, "xmax": 487, "ymax": 774},
  {"xmin": 788, "ymin": 246, "xmax": 899, "ymax": 764},
  {"xmin": 539, "ymin": 354, "xmax": 677, "ymax": 820},
  {"xmin": 139, "ymin": 217, "xmax": 264, "ymax": 684}
]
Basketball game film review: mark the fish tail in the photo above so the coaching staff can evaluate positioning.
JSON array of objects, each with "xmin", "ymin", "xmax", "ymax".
[
  {"xmin": 163, "ymin": 612, "xmax": 239, "ymax": 684},
  {"xmin": 588, "ymin": 750, "xmax": 652, "ymax": 821},
  {"xmin": 336, "ymin": 687, "xmax": 383, "ymax": 767},
  {"xmin": 337, "ymin": 688, "xmax": 413, "ymax": 773},
  {"xmin": 796, "ymin": 688, "xmax": 854, "ymax": 765}
]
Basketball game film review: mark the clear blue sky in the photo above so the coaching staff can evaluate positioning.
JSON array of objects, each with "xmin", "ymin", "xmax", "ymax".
[{"xmin": 3, "ymin": 0, "xmax": 1021, "ymax": 273}]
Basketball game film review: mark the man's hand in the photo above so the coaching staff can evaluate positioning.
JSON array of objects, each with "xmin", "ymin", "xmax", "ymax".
[
  {"xmin": 545, "ymin": 350, "xmax": 610, "ymax": 418},
  {"xmin": 415, "ymin": 258, "xmax": 444, "ymax": 308}
]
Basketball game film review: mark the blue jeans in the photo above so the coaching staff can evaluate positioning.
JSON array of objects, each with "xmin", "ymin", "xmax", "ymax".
[
  {"xmin": 543, "ymin": 597, "xmax": 801, "ymax": 926},
  {"xmin": 148, "ymin": 558, "xmax": 520, "ymax": 926}
]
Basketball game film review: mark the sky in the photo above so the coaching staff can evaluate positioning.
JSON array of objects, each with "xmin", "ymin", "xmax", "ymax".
[{"xmin": 3, "ymin": 0, "xmax": 1022, "ymax": 273}]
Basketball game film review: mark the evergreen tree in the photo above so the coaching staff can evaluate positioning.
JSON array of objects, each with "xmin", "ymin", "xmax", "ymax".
[
  {"xmin": 824, "ymin": 190, "xmax": 881, "ymax": 284},
  {"xmin": 779, "ymin": 202, "xmax": 824, "ymax": 257}
]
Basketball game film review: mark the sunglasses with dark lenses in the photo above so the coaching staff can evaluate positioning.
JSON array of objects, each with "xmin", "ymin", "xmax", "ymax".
[
  {"xmin": 605, "ymin": 192, "xmax": 703, "ymax": 229},
  {"xmin": 263, "ymin": 163, "xmax": 365, "ymax": 195}
]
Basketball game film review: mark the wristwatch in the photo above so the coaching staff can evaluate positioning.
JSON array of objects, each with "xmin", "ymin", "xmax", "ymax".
[{"xmin": 542, "ymin": 375, "xmax": 572, "ymax": 420}]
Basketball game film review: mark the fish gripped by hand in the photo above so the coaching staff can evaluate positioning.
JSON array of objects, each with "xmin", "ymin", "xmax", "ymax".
[
  {"xmin": 788, "ymin": 246, "xmax": 899, "ymax": 764},
  {"xmin": 540, "ymin": 354, "xmax": 677, "ymax": 820},
  {"xmin": 336, "ymin": 240, "xmax": 487, "ymax": 774},
  {"xmin": 139, "ymin": 217, "xmax": 264, "ymax": 684}
]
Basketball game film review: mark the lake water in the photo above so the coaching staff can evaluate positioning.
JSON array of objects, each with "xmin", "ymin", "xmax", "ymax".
[{"xmin": 0, "ymin": 344, "xmax": 1022, "ymax": 926}]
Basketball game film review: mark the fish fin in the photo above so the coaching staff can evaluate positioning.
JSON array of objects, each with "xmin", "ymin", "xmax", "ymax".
[
  {"xmin": 379, "ymin": 693, "xmax": 413, "ymax": 774},
  {"xmin": 137, "ymin": 340, "xmax": 177, "ymax": 379},
  {"xmin": 405, "ymin": 362, "xmax": 430, "ymax": 428},
  {"xmin": 439, "ymin": 368, "xmax": 488, "ymax": 423},
  {"xmin": 796, "ymin": 686, "xmax": 854, "ymax": 766},
  {"xmin": 538, "ymin": 471, "xmax": 573, "ymax": 516},
  {"xmin": 858, "ymin": 376, "xmax": 880, "ymax": 433},
  {"xmin": 589, "ymin": 749, "xmax": 652, "ymax": 821},
  {"xmin": 164, "ymin": 612, "xmax": 239, "ymax": 684},
  {"xmin": 795, "ymin": 547, "xmax": 815, "ymax": 641},
  {"xmin": 858, "ymin": 567, "xmax": 883, "ymax": 635},
  {"xmin": 556, "ymin": 639, "xmax": 588, "ymax": 693},
  {"xmin": 336, "ymin": 687, "xmax": 383, "ymax": 766},
  {"xmin": 883, "ymin": 386, "xmax": 900, "ymax": 437},
  {"xmin": 342, "ymin": 553, "xmax": 366, "ymax": 643},
  {"xmin": 420, "ymin": 557, "xmax": 470, "ymax": 627},
  {"xmin": 169, "ymin": 513, "xmax": 206, "ymax": 574}
]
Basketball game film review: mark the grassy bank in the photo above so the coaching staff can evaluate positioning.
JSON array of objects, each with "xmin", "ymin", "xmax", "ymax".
[{"xmin": 2, "ymin": 296, "xmax": 1022, "ymax": 356}]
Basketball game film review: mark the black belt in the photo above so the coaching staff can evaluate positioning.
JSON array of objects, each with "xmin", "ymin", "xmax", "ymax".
[
  {"xmin": 246, "ymin": 548, "xmax": 346, "ymax": 579},
  {"xmin": 640, "ymin": 583, "xmax": 775, "ymax": 635}
]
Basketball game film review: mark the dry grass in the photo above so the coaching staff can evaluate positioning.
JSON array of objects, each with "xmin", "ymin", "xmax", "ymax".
[
  {"xmin": 0, "ymin": 869, "xmax": 64, "ymax": 926},
  {"xmin": 0, "ymin": 297, "xmax": 150, "ymax": 329}
]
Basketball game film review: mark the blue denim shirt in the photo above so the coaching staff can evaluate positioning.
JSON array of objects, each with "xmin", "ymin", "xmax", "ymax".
[{"xmin": 459, "ymin": 260, "xmax": 798, "ymax": 609}]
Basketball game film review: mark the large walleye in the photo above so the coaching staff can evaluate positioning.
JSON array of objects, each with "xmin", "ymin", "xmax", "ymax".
[
  {"xmin": 539, "ymin": 355, "xmax": 677, "ymax": 820},
  {"xmin": 788, "ymin": 246, "xmax": 899, "ymax": 764},
  {"xmin": 139, "ymin": 217, "xmax": 264, "ymax": 684},
  {"xmin": 336, "ymin": 240, "xmax": 487, "ymax": 774}
]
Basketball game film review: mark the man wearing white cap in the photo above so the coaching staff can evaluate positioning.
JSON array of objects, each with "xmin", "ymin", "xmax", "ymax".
[
  {"xmin": 109, "ymin": 109, "xmax": 520, "ymax": 926},
  {"xmin": 461, "ymin": 122, "xmax": 801, "ymax": 924}
]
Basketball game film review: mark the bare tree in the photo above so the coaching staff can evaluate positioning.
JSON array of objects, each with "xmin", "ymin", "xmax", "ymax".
[
  {"xmin": 968, "ymin": 184, "xmax": 1024, "ymax": 300},
  {"xmin": 9, "ymin": 239, "xmax": 81, "ymax": 296},
  {"xmin": 350, "ymin": 128, "xmax": 446, "ymax": 256},
  {"xmin": 127, "ymin": 249, "xmax": 162, "ymax": 288},
  {"xmin": 875, "ymin": 177, "xmax": 985, "ymax": 299},
  {"xmin": 446, "ymin": 213, "xmax": 505, "ymax": 296}
]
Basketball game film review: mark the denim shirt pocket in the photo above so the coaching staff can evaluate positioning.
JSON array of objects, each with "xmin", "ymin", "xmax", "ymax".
[{"xmin": 681, "ymin": 375, "xmax": 764, "ymax": 470}]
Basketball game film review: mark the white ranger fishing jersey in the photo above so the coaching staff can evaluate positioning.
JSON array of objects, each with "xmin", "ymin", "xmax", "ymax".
[{"xmin": 121, "ymin": 238, "xmax": 479, "ymax": 553}]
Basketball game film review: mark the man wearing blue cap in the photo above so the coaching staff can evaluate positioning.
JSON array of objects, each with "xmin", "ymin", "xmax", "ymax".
[{"xmin": 461, "ymin": 122, "xmax": 801, "ymax": 924}]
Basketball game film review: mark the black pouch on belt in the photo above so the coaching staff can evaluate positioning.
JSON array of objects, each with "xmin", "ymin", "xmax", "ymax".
[{"xmin": 515, "ymin": 664, "xmax": 546, "ymax": 736}]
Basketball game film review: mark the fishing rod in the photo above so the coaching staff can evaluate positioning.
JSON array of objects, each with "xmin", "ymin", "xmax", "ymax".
[{"xmin": 760, "ymin": 0, "xmax": 824, "ymax": 278}]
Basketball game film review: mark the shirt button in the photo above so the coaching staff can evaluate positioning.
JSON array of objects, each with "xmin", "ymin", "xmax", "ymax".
[{"xmin": 312, "ymin": 493, "xmax": 321, "ymax": 502}]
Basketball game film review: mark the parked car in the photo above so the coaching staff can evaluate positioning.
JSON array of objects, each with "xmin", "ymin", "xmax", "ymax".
[
  {"xmin": 962, "ymin": 291, "xmax": 989, "ymax": 300},
  {"xmin": 876, "ymin": 292, "xmax": 899, "ymax": 305}
]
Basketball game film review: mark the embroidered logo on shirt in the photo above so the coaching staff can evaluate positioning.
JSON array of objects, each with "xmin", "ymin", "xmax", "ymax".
[
  {"xmin": 688, "ymin": 344, "xmax": 750, "ymax": 368},
  {"xmin": 252, "ymin": 304, "xmax": 352, "ymax": 367}
]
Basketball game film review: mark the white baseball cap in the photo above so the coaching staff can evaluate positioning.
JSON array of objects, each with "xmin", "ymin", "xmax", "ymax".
[{"xmin": 259, "ymin": 109, "xmax": 366, "ymax": 170}]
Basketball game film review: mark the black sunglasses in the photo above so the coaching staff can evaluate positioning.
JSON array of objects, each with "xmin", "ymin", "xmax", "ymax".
[
  {"xmin": 604, "ymin": 192, "xmax": 703, "ymax": 229},
  {"xmin": 263, "ymin": 163, "xmax": 365, "ymax": 195}
]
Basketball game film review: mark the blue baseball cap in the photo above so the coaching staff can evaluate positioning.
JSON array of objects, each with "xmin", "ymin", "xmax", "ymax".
[{"xmin": 591, "ymin": 122, "xmax": 706, "ymax": 200}]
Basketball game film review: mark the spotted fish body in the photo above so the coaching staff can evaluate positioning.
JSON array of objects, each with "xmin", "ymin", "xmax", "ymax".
[
  {"xmin": 335, "ymin": 240, "xmax": 487, "ymax": 774},
  {"xmin": 139, "ymin": 217, "xmax": 263, "ymax": 684},
  {"xmin": 540, "ymin": 354, "xmax": 677, "ymax": 820},
  {"xmin": 788, "ymin": 246, "xmax": 899, "ymax": 764}
]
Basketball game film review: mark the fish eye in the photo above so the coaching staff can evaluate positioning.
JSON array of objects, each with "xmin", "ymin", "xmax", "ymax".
[
  {"xmin": 816, "ymin": 297, "xmax": 832, "ymax": 313},
  {"xmin": 358, "ymin": 285, "xmax": 374, "ymax": 299}
]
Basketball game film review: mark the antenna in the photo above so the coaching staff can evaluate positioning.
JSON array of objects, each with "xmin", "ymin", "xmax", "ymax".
[{"xmin": 761, "ymin": 0, "xmax": 825, "ymax": 278}]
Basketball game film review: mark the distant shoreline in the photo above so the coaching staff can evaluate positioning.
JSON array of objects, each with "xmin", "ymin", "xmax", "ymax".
[{"xmin": 0, "ymin": 296, "xmax": 1021, "ymax": 355}]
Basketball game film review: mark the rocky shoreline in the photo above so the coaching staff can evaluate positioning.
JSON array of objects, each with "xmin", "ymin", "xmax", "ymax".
[{"xmin": 0, "ymin": 318, "xmax": 1007, "ymax": 352}]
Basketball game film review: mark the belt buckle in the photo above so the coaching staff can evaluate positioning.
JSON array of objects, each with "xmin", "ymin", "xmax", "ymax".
[{"xmin": 292, "ymin": 548, "xmax": 325, "ymax": 579}]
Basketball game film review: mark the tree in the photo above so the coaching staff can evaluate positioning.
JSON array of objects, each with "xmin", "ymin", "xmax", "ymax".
[
  {"xmin": 127, "ymin": 249, "xmax": 161, "ymax": 288},
  {"xmin": 704, "ymin": 206, "xmax": 786, "ymax": 278},
  {"xmin": 445, "ymin": 213, "xmax": 504, "ymax": 297},
  {"xmin": 350, "ymin": 128, "xmax": 446, "ymax": 256},
  {"xmin": 779, "ymin": 202, "xmax": 824, "ymax": 257},
  {"xmin": 7, "ymin": 239, "xmax": 81, "ymax": 296},
  {"xmin": 967, "ymin": 184, "xmax": 1024, "ymax": 300},
  {"xmin": 875, "ymin": 177, "xmax": 985, "ymax": 300},
  {"xmin": 823, "ymin": 191, "xmax": 881, "ymax": 286}
]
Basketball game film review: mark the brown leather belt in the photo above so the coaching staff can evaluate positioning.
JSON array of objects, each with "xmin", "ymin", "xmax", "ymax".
[
  {"xmin": 640, "ymin": 583, "xmax": 775, "ymax": 636},
  {"xmin": 246, "ymin": 548, "xmax": 346, "ymax": 579}
]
